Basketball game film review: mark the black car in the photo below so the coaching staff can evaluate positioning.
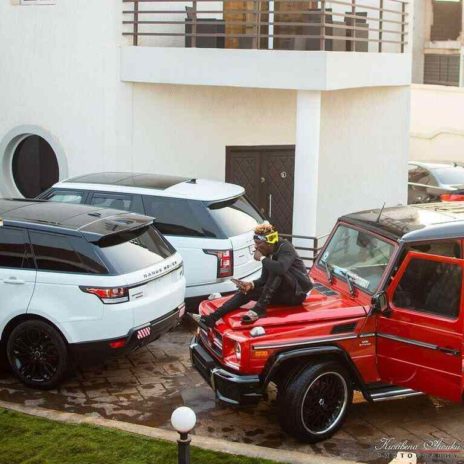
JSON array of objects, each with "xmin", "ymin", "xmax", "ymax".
[{"xmin": 408, "ymin": 161, "xmax": 464, "ymax": 204}]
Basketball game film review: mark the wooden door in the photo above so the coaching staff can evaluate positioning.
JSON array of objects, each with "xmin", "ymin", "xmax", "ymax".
[{"xmin": 226, "ymin": 146, "xmax": 295, "ymax": 233}]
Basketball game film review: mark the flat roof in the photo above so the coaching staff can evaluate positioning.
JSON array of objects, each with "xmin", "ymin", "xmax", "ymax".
[
  {"xmin": 0, "ymin": 199, "xmax": 153, "ymax": 242},
  {"xmin": 341, "ymin": 203, "xmax": 464, "ymax": 243}
]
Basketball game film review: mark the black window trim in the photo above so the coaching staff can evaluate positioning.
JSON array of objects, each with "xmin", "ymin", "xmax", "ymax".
[
  {"xmin": 27, "ymin": 229, "xmax": 109, "ymax": 276},
  {"xmin": 0, "ymin": 226, "xmax": 35, "ymax": 271}
]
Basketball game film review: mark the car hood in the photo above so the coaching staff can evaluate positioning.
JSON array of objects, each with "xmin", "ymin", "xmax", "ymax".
[{"xmin": 200, "ymin": 285, "xmax": 367, "ymax": 330}]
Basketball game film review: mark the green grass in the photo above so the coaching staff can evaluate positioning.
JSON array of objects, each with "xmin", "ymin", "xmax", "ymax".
[{"xmin": 0, "ymin": 408, "xmax": 277, "ymax": 464}]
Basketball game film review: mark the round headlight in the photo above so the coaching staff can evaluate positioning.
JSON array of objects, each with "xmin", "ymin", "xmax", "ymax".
[{"xmin": 234, "ymin": 342, "xmax": 242, "ymax": 360}]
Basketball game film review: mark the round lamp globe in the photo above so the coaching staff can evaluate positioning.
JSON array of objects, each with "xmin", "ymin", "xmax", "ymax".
[{"xmin": 171, "ymin": 406, "xmax": 197, "ymax": 434}]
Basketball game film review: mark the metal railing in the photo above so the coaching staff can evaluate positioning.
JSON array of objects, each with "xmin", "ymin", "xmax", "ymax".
[
  {"xmin": 280, "ymin": 233, "xmax": 327, "ymax": 269},
  {"xmin": 122, "ymin": 0, "xmax": 409, "ymax": 53}
]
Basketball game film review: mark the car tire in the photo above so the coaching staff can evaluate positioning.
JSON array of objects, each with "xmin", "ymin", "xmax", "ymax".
[
  {"xmin": 275, "ymin": 363, "xmax": 307, "ymax": 402},
  {"xmin": 6, "ymin": 320, "xmax": 68, "ymax": 389},
  {"xmin": 277, "ymin": 361, "xmax": 353, "ymax": 443}
]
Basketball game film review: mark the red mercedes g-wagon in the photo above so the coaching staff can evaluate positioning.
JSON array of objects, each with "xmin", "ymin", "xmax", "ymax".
[{"xmin": 190, "ymin": 203, "xmax": 464, "ymax": 443}]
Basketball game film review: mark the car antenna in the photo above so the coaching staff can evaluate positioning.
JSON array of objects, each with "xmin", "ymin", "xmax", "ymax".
[{"xmin": 376, "ymin": 202, "xmax": 386, "ymax": 223}]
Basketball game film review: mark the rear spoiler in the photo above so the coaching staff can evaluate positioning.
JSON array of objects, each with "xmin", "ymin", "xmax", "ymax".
[{"xmin": 80, "ymin": 213, "xmax": 155, "ymax": 244}]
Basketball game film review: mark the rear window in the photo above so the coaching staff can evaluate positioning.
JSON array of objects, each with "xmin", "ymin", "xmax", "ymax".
[
  {"xmin": 96, "ymin": 226, "xmax": 175, "ymax": 275},
  {"xmin": 207, "ymin": 196, "xmax": 264, "ymax": 237},
  {"xmin": 142, "ymin": 196, "xmax": 218, "ymax": 238}
]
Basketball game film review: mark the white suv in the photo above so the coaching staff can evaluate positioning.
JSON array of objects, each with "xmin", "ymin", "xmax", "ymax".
[
  {"xmin": 0, "ymin": 199, "xmax": 185, "ymax": 388},
  {"xmin": 38, "ymin": 173, "xmax": 265, "ymax": 307}
]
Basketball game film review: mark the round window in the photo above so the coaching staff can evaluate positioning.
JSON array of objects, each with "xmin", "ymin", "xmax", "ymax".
[{"xmin": 12, "ymin": 135, "xmax": 59, "ymax": 198}]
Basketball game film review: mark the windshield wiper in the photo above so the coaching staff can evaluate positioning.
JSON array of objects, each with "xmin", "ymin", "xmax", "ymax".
[
  {"xmin": 323, "ymin": 260, "xmax": 334, "ymax": 285},
  {"xmin": 340, "ymin": 270, "xmax": 355, "ymax": 297}
]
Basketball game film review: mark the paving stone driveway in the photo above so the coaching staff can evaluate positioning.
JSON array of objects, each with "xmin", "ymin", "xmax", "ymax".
[{"xmin": 1, "ymin": 320, "xmax": 463, "ymax": 464}]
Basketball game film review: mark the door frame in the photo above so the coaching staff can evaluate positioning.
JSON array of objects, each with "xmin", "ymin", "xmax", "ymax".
[
  {"xmin": 377, "ymin": 250, "xmax": 464, "ymax": 402},
  {"xmin": 226, "ymin": 145, "xmax": 296, "ymax": 232}
]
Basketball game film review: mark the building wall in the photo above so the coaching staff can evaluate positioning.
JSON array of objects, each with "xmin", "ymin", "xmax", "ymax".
[
  {"xmin": 315, "ymin": 86, "xmax": 410, "ymax": 236},
  {"xmin": 130, "ymin": 84, "xmax": 297, "ymax": 180},
  {"xmin": 410, "ymin": 83, "xmax": 464, "ymax": 162},
  {"xmin": 0, "ymin": 0, "xmax": 133, "ymax": 196},
  {"xmin": 0, "ymin": 0, "xmax": 411, "ymax": 241}
]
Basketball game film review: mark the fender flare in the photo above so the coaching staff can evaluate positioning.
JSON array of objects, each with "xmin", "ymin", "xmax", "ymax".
[{"xmin": 261, "ymin": 344, "xmax": 370, "ymax": 399}]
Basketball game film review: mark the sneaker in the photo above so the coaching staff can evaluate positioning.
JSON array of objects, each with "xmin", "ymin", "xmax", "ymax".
[
  {"xmin": 241, "ymin": 310, "xmax": 261, "ymax": 324},
  {"xmin": 189, "ymin": 313, "xmax": 216, "ymax": 330}
]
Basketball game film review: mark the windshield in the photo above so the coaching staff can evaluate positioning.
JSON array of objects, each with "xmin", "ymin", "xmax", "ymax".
[
  {"xmin": 207, "ymin": 195, "xmax": 265, "ymax": 237},
  {"xmin": 431, "ymin": 167, "xmax": 464, "ymax": 185},
  {"xmin": 319, "ymin": 225, "xmax": 394, "ymax": 294}
]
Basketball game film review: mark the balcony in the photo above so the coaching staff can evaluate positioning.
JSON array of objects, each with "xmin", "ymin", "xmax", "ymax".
[{"xmin": 120, "ymin": 0, "xmax": 411, "ymax": 90}]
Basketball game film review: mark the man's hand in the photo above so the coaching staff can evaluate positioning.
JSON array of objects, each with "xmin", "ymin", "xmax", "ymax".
[
  {"xmin": 254, "ymin": 249, "xmax": 264, "ymax": 261},
  {"xmin": 232, "ymin": 279, "xmax": 253, "ymax": 294},
  {"xmin": 240, "ymin": 281, "xmax": 254, "ymax": 294}
]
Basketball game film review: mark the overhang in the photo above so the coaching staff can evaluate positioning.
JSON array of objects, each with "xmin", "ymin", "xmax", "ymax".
[{"xmin": 120, "ymin": 47, "xmax": 412, "ymax": 91}]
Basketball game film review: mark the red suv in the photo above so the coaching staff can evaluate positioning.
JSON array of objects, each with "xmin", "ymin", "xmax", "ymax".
[{"xmin": 190, "ymin": 203, "xmax": 464, "ymax": 443}]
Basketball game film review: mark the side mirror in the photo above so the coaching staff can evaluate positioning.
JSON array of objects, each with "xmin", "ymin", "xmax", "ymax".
[{"xmin": 371, "ymin": 291, "xmax": 390, "ymax": 316}]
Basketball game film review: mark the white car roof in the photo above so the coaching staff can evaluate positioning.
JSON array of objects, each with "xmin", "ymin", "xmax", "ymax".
[
  {"xmin": 409, "ymin": 161, "xmax": 458, "ymax": 170},
  {"xmin": 54, "ymin": 172, "xmax": 245, "ymax": 202}
]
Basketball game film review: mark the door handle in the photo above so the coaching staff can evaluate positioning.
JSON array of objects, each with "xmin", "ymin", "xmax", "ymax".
[
  {"xmin": 437, "ymin": 346, "xmax": 460, "ymax": 357},
  {"xmin": 268, "ymin": 194, "xmax": 272, "ymax": 218},
  {"xmin": 3, "ymin": 278, "xmax": 25, "ymax": 285}
]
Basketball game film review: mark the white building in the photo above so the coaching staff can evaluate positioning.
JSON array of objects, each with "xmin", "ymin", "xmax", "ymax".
[
  {"xmin": 410, "ymin": 0, "xmax": 464, "ymax": 162},
  {"xmin": 412, "ymin": 0, "xmax": 464, "ymax": 87},
  {"xmin": 0, "ymin": 0, "xmax": 412, "ymax": 241}
]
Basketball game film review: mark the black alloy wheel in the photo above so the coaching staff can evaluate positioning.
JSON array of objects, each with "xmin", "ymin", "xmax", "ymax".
[
  {"xmin": 301, "ymin": 371, "xmax": 348, "ymax": 434},
  {"xmin": 7, "ymin": 320, "xmax": 68, "ymax": 389},
  {"xmin": 277, "ymin": 361, "xmax": 353, "ymax": 443}
]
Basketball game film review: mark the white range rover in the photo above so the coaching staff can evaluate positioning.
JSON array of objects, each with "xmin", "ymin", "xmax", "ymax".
[
  {"xmin": 0, "ymin": 199, "xmax": 186, "ymax": 388},
  {"xmin": 38, "ymin": 173, "xmax": 265, "ymax": 308}
]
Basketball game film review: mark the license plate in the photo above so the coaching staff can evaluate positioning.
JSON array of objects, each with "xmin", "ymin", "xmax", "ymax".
[{"xmin": 137, "ymin": 326, "xmax": 151, "ymax": 340}]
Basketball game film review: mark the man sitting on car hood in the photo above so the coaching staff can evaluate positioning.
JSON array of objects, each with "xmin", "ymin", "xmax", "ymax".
[{"xmin": 195, "ymin": 223, "xmax": 313, "ymax": 327}]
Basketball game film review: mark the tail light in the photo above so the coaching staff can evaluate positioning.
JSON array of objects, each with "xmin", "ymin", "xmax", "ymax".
[
  {"xmin": 109, "ymin": 338, "xmax": 127, "ymax": 349},
  {"xmin": 440, "ymin": 193, "xmax": 464, "ymax": 202},
  {"xmin": 80, "ymin": 286, "xmax": 129, "ymax": 304},
  {"xmin": 204, "ymin": 249, "xmax": 233, "ymax": 278}
]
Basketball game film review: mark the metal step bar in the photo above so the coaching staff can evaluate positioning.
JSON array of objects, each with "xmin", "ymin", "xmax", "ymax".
[{"xmin": 369, "ymin": 386, "xmax": 423, "ymax": 402}]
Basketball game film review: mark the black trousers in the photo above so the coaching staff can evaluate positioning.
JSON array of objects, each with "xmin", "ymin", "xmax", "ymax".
[{"xmin": 211, "ymin": 275, "xmax": 306, "ymax": 321}]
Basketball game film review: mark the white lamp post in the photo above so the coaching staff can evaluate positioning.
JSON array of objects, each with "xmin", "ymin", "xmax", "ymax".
[{"xmin": 171, "ymin": 406, "xmax": 197, "ymax": 464}]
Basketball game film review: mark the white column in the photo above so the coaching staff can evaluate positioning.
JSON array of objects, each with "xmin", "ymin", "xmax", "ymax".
[{"xmin": 292, "ymin": 90, "xmax": 322, "ymax": 238}]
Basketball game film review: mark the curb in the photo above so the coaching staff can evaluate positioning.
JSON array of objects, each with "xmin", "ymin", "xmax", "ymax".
[{"xmin": 0, "ymin": 400, "xmax": 360, "ymax": 464}]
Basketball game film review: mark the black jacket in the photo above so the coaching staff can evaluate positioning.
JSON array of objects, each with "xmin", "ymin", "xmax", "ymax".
[{"xmin": 253, "ymin": 239, "xmax": 313, "ymax": 297}]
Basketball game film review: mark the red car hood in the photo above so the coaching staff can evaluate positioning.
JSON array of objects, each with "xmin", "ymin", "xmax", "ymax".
[{"xmin": 200, "ymin": 287, "xmax": 367, "ymax": 330}]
